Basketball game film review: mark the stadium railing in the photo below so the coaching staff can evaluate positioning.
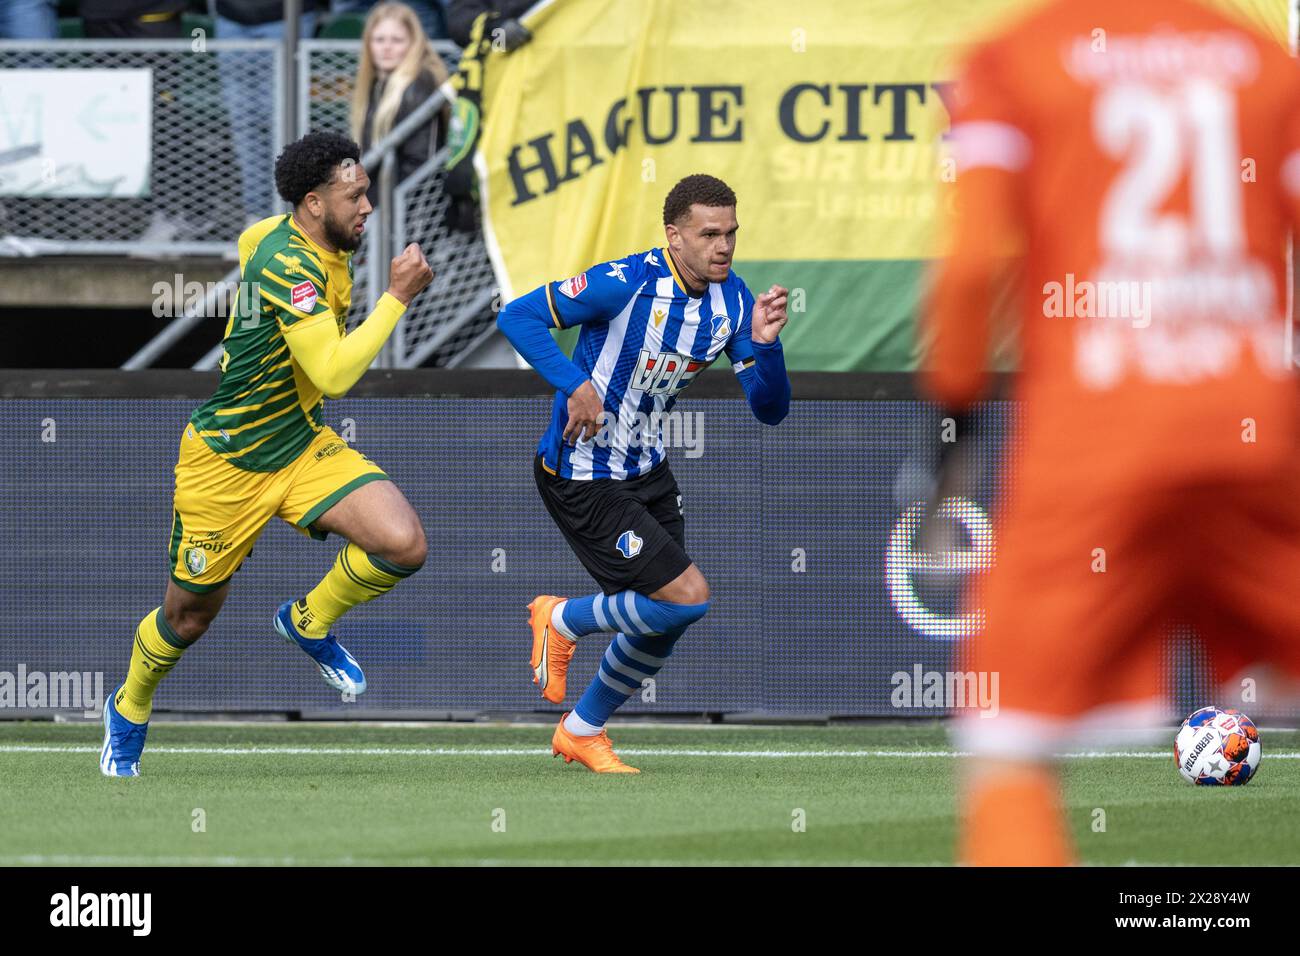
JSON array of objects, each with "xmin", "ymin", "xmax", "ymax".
[
  {"xmin": 293, "ymin": 39, "xmax": 499, "ymax": 370},
  {"xmin": 0, "ymin": 39, "xmax": 282, "ymax": 257},
  {"xmin": 121, "ymin": 38, "xmax": 497, "ymax": 370}
]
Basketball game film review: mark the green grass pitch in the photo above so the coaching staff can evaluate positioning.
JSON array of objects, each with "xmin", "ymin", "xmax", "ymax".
[{"xmin": 1, "ymin": 721, "xmax": 1297, "ymax": 866}]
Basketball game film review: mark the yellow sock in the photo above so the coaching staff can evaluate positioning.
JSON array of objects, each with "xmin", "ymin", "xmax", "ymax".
[
  {"xmin": 117, "ymin": 607, "xmax": 190, "ymax": 723},
  {"xmin": 296, "ymin": 542, "xmax": 420, "ymax": 638}
]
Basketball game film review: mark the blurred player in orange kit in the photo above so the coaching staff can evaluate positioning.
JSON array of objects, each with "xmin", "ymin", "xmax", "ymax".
[{"xmin": 924, "ymin": 0, "xmax": 1300, "ymax": 865}]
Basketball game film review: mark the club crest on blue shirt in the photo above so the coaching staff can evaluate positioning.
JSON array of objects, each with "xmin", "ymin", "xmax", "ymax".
[
  {"xmin": 616, "ymin": 530, "xmax": 643, "ymax": 559},
  {"xmin": 710, "ymin": 313, "xmax": 731, "ymax": 340}
]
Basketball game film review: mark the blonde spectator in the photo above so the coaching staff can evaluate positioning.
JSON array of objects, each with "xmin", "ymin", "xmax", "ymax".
[{"xmin": 352, "ymin": 2, "xmax": 451, "ymax": 207}]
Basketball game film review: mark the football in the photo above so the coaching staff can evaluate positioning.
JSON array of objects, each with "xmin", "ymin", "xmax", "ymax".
[{"xmin": 1174, "ymin": 707, "xmax": 1262, "ymax": 786}]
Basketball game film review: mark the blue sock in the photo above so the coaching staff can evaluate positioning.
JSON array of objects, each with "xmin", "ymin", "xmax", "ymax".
[
  {"xmin": 572, "ymin": 629, "xmax": 685, "ymax": 732},
  {"xmin": 560, "ymin": 591, "xmax": 708, "ymax": 638}
]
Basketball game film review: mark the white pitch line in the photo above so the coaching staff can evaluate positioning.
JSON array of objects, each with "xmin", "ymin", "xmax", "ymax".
[
  {"xmin": 4, "ymin": 744, "xmax": 1300, "ymax": 759},
  {"xmin": 80, "ymin": 720, "xmax": 1300, "ymax": 733}
]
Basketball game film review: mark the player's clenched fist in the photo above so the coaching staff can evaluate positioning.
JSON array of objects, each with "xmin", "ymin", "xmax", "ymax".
[
  {"xmin": 564, "ymin": 380, "xmax": 604, "ymax": 446},
  {"xmin": 386, "ymin": 242, "xmax": 434, "ymax": 306},
  {"xmin": 751, "ymin": 284, "xmax": 789, "ymax": 344}
]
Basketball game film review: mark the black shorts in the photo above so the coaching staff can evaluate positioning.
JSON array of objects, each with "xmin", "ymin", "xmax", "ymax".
[{"xmin": 534, "ymin": 455, "xmax": 691, "ymax": 596}]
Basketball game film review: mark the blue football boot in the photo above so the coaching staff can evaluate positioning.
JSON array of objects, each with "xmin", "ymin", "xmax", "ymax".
[
  {"xmin": 275, "ymin": 599, "xmax": 367, "ymax": 696},
  {"xmin": 100, "ymin": 689, "xmax": 147, "ymax": 777}
]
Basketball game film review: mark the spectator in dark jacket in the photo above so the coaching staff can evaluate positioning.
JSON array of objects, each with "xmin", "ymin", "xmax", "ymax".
[
  {"xmin": 215, "ymin": 1, "xmax": 320, "ymax": 224},
  {"xmin": 352, "ymin": 2, "xmax": 451, "ymax": 206},
  {"xmin": 215, "ymin": 0, "xmax": 319, "ymax": 30},
  {"xmin": 447, "ymin": 0, "xmax": 532, "ymax": 50},
  {"xmin": 79, "ymin": 0, "xmax": 188, "ymax": 37}
]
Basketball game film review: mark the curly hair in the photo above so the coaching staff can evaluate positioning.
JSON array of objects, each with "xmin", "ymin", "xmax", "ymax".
[
  {"xmin": 662, "ymin": 173, "xmax": 737, "ymax": 226},
  {"xmin": 274, "ymin": 131, "xmax": 362, "ymax": 206}
]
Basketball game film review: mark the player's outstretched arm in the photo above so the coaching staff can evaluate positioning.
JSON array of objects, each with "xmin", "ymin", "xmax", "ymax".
[
  {"xmin": 283, "ymin": 243, "xmax": 432, "ymax": 399},
  {"xmin": 730, "ymin": 284, "xmax": 791, "ymax": 425}
]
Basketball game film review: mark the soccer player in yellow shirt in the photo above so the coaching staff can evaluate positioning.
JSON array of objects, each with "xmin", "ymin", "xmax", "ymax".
[{"xmin": 101, "ymin": 132, "xmax": 433, "ymax": 776}]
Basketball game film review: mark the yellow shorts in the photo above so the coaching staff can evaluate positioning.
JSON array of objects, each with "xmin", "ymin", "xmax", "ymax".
[{"xmin": 168, "ymin": 424, "xmax": 388, "ymax": 593}]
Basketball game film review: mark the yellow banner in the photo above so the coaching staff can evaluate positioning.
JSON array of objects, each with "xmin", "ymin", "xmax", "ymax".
[{"xmin": 477, "ymin": 0, "xmax": 1290, "ymax": 300}]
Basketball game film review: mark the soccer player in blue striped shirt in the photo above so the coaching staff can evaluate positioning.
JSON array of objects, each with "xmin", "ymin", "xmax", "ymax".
[{"xmin": 497, "ymin": 174, "xmax": 791, "ymax": 772}]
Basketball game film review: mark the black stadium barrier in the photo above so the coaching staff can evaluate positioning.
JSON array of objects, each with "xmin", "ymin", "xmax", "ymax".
[{"xmin": 0, "ymin": 370, "xmax": 1264, "ymax": 719}]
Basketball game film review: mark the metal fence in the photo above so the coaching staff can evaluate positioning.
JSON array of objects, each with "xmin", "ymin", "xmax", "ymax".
[
  {"xmin": 390, "ymin": 153, "xmax": 499, "ymax": 366},
  {"xmin": 119, "ymin": 37, "xmax": 499, "ymax": 369},
  {"xmin": 299, "ymin": 39, "xmax": 463, "ymax": 143},
  {"xmin": 292, "ymin": 39, "xmax": 498, "ymax": 369},
  {"xmin": 0, "ymin": 39, "xmax": 282, "ymax": 257}
]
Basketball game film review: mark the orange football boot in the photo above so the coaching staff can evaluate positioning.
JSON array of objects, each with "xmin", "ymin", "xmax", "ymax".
[
  {"xmin": 528, "ymin": 595, "xmax": 576, "ymax": 703},
  {"xmin": 552, "ymin": 713, "xmax": 640, "ymax": 773}
]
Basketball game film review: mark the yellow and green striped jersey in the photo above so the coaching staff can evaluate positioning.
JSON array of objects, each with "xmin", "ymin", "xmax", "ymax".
[{"xmin": 190, "ymin": 215, "xmax": 355, "ymax": 472}]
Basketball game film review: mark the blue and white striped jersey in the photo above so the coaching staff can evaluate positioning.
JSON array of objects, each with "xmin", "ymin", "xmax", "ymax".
[{"xmin": 531, "ymin": 247, "xmax": 760, "ymax": 480}]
